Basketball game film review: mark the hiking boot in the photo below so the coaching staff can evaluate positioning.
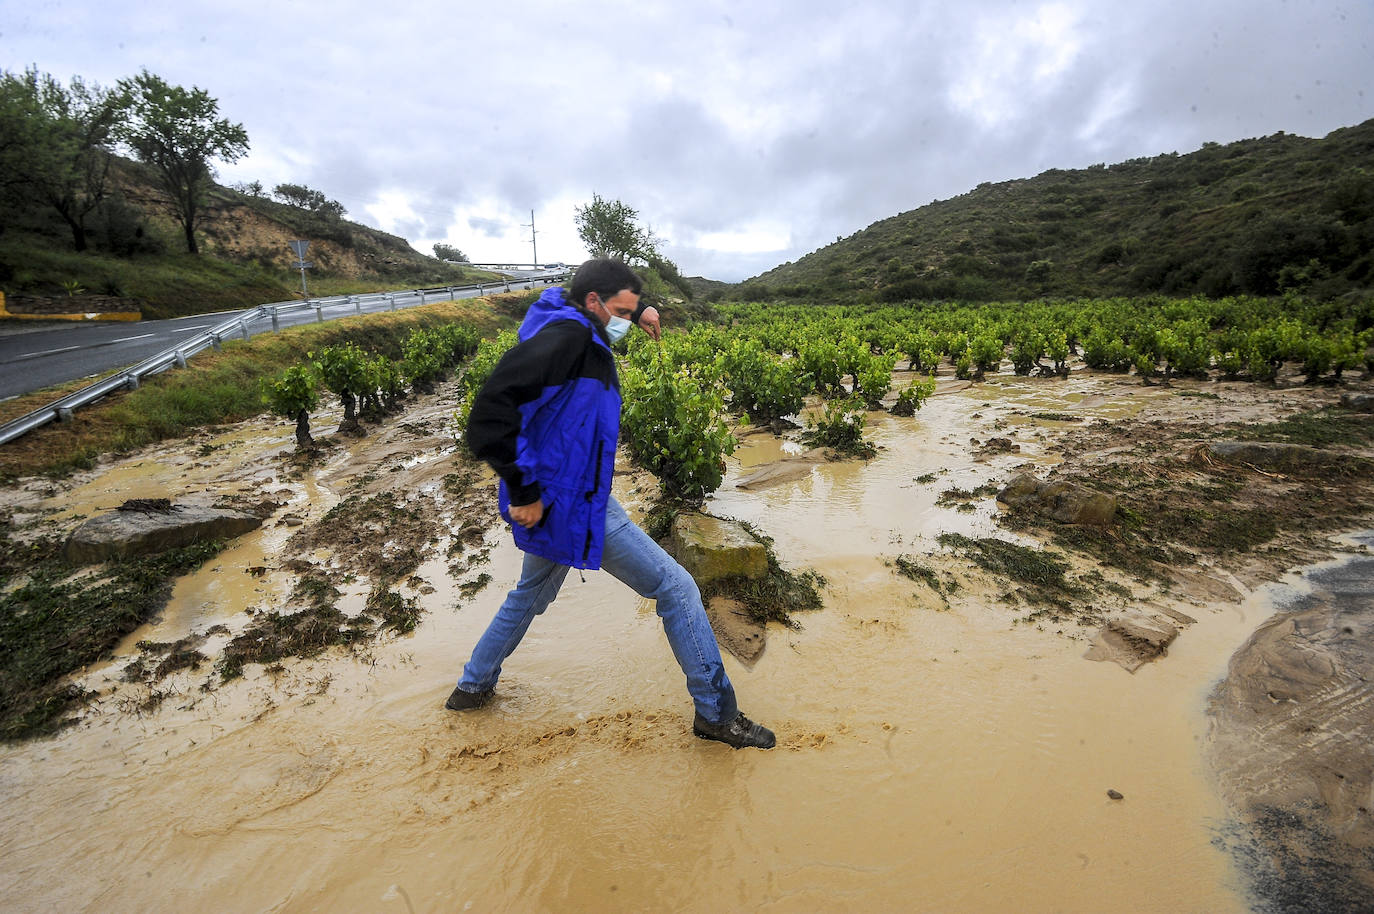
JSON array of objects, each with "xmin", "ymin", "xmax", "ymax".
[
  {"xmin": 693, "ymin": 711, "xmax": 776, "ymax": 749},
  {"xmin": 445, "ymin": 685, "xmax": 494, "ymax": 711}
]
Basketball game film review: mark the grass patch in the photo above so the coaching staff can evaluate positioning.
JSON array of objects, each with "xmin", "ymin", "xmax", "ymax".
[
  {"xmin": 1177, "ymin": 390, "xmax": 1221, "ymax": 400},
  {"xmin": 365, "ymin": 587, "xmax": 422, "ymax": 634},
  {"xmin": 1226, "ymin": 407, "xmax": 1374, "ymax": 448},
  {"xmin": 1028, "ymin": 412, "xmax": 1083, "ymax": 422},
  {"xmin": 0, "ymin": 535, "xmax": 225, "ymax": 741},
  {"xmin": 458, "ymin": 573, "xmax": 493, "ymax": 600},
  {"xmin": 936, "ymin": 482, "xmax": 1000, "ymax": 507},
  {"xmin": 218, "ymin": 605, "xmax": 368, "ymax": 681},
  {"xmin": 891, "ymin": 554, "xmax": 948, "ymax": 604},
  {"xmin": 937, "ymin": 532, "xmax": 1082, "ymax": 609}
]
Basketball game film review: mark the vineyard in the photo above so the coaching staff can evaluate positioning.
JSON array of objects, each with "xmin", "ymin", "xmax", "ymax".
[{"xmin": 268, "ymin": 293, "xmax": 1374, "ymax": 504}]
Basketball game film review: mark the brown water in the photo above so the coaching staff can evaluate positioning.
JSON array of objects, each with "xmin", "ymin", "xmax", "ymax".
[{"xmin": 0, "ymin": 376, "xmax": 1280, "ymax": 912}]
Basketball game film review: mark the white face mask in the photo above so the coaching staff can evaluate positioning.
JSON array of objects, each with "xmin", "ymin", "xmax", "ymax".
[{"xmin": 605, "ymin": 315, "xmax": 632, "ymax": 343}]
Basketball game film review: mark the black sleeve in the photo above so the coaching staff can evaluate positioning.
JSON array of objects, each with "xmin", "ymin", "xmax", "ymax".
[{"xmin": 465, "ymin": 321, "xmax": 589, "ymax": 505}]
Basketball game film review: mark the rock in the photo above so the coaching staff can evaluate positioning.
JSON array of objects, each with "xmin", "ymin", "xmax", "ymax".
[
  {"xmin": 705, "ymin": 597, "xmax": 767, "ymax": 666},
  {"xmin": 1107, "ymin": 789, "xmax": 1124, "ymax": 800},
  {"xmin": 1167, "ymin": 568, "xmax": 1242, "ymax": 605},
  {"xmin": 996, "ymin": 472, "xmax": 1118, "ymax": 526},
  {"xmin": 1083, "ymin": 613, "xmax": 1179, "ymax": 672},
  {"xmin": 64, "ymin": 503, "xmax": 263, "ymax": 564},
  {"xmin": 664, "ymin": 513, "xmax": 768, "ymax": 584},
  {"xmin": 735, "ymin": 451, "xmax": 827, "ymax": 491},
  {"xmin": 1205, "ymin": 441, "xmax": 1345, "ymax": 471},
  {"xmin": 1338, "ymin": 393, "xmax": 1374, "ymax": 412}
]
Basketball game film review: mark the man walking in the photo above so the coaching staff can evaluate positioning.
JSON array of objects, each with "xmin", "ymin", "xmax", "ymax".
[{"xmin": 447, "ymin": 258, "xmax": 774, "ymax": 750}]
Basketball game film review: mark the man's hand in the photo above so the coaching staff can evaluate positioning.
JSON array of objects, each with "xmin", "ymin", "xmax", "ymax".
[
  {"xmin": 636, "ymin": 305, "xmax": 661, "ymax": 341},
  {"xmin": 509, "ymin": 499, "xmax": 545, "ymax": 529}
]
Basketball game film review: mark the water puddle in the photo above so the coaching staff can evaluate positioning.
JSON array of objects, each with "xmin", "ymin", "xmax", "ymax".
[{"xmin": 0, "ymin": 373, "xmax": 1313, "ymax": 912}]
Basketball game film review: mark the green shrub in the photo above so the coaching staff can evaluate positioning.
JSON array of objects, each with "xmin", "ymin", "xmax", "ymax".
[{"xmin": 620, "ymin": 346, "xmax": 736, "ymax": 504}]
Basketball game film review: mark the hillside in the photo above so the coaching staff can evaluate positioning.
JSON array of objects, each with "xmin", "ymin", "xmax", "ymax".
[
  {"xmin": 0, "ymin": 156, "xmax": 495, "ymax": 319},
  {"xmin": 743, "ymin": 119, "xmax": 1374, "ymax": 303}
]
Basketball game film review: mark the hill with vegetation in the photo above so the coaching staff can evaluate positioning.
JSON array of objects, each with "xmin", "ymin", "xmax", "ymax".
[
  {"xmin": 740, "ymin": 119, "xmax": 1374, "ymax": 304},
  {"xmin": 0, "ymin": 155, "xmax": 495, "ymax": 320}
]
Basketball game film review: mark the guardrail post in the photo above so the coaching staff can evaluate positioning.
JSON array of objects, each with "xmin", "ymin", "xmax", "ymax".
[
  {"xmin": 315, "ymin": 305, "xmax": 324, "ymax": 323},
  {"xmin": 124, "ymin": 374, "xmax": 140, "ymax": 391},
  {"xmin": 175, "ymin": 351, "xmax": 187, "ymax": 369},
  {"xmin": 211, "ymin": 333, "xmax": 222, "ymax": 352},
  {"xmin": 57, "ymin": 407, "xmax": 74, "ymax": 423},
  {"xmin": 418, "ymin": 289, "xmax": 426, "ymax": 306},
  {"xmin": 239, "ymin": 319, "xmax": 250, "ymax": 341},
  {"xmin": 389, "ymin": 294, "xmax": 396, "ymax": 312},
  {"xmin": 351, "ymin": 296, "xmax": 361, "ymax": 315},
  {"xmin": 271, "ymin": 307, "xmax": 280, "ymax": 332}
]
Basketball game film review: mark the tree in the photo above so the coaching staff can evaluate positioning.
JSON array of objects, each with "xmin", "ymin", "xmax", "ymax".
[
  {"xmin": 114, "ymin": 70, "xmax": 249, "ymax": 254},
  {"xmin": 0, "ymin": 67, "xmax": 121, "ymax": 251},
  {"xmin": 574, "ymin": 194, "xmax": 692, "ymax": 302},
  {"xmin": 272, "ymin": 182, "xmax": 345, "ymax": 219},
  {"xmin": 433, "ymin": 242, "xmax": 468, "ymax": 262},
  {"xmin": 575, "ymin": 193, "xmax": 656, "ymax": 264}
]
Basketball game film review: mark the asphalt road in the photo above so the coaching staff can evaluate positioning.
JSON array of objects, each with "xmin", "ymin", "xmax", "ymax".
[{"xmin": 0, "ymin": 273, "xmax": 561, "ymax": 403}]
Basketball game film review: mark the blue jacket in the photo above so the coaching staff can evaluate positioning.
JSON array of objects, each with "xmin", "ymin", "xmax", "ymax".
[{"xmin": 465, "ymin": 287, "xmax": 621, "ymax": 569}]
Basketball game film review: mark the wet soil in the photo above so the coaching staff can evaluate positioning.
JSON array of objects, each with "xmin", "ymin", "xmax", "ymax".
[
  {"xmin": 1206, "ymin": 534, "xmax": 1374, "ymax": 914},
  {"xmin": 0, "ymin": 365, "xmax": 1371, "ymax": 911}
]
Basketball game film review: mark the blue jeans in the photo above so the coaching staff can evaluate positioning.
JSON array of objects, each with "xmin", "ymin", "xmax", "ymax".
[{"xmin": 457, "ymin": 497, "xmax": 739, "ymax": 725}]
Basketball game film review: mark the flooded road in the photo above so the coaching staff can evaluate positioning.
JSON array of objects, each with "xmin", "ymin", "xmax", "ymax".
[{"xmin": 0, "ymin": 375, "xmax": 1349, "ymax": 911}]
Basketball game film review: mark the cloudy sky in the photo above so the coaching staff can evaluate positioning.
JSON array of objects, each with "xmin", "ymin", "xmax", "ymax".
[{"xmin": 5, "ymin": 1, "xmax": 1371, "ymax": 281}]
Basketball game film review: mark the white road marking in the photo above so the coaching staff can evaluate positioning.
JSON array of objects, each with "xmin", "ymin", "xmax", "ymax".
[{"xmin": 10, "ymin": 344, "xmax": 84, "ymax": 361}]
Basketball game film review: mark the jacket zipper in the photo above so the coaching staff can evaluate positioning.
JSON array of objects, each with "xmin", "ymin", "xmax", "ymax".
[
  {"xmin": 583, "ymin": 442, "xmax": 605, "ymax": 563},
  {"xmin": 585, "ymin": 446, "xmax": 604, "ymax": 502}
]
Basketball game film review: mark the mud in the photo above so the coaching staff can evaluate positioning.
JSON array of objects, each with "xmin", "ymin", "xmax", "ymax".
[
  {"xmin": 1206, "ymin": 534, "xmax": 1374, "ymax": 913},
  {"xmin": 0, "ymin": 367, "xmax": 1371, "ymax": 911}
]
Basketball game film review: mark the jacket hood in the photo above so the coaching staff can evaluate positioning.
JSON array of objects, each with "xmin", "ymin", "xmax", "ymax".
[{"xmin": 518, "ymin": 286, "xmax": 609, "ymax": 348}]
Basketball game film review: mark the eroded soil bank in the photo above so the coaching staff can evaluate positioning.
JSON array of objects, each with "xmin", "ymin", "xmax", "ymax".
[
  {"xmin": 0, "ymin": 368, "xmax": 1371, "ymax": 911},
  {"xmin": 1206, "ymin": 533, "xmax": 1374, "ymax": 914}
]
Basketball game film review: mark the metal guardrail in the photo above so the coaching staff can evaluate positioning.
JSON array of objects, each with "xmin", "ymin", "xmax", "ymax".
[{"xmin": 0, "ymin": 271, "xmax": 572, "ymax": 446}]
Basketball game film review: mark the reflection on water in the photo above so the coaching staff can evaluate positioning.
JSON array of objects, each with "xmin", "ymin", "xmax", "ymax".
[{"xmin": 0, "ymin": 374, "xmax": 1269, "ymax": 912}]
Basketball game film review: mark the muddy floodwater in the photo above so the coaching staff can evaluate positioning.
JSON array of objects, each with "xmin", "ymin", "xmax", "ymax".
[{"xmin": 0, "ymin": 375, "xmax": 1363, "ymax": 911}]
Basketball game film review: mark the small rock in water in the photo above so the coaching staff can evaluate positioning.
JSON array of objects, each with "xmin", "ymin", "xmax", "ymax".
[{"xmin": 1107, "ymin": 789, "xmax": 1124, "ymax": 800}]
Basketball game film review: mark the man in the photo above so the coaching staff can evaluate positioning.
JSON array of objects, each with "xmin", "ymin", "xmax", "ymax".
[{"xmin": 447, "ymin": 258, "xmax": 775, "ymax": 750}]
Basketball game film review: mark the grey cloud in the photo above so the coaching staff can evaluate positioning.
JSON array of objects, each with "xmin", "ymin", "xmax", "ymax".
[{"xmin": 468, "ymin": 217, "xmax": 507, "ymax": 238}]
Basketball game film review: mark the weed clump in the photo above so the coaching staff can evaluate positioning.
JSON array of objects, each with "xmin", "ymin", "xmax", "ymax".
[{"xmin": 937, "ymin": 532, "xmax": 1086, "ymax": 616}]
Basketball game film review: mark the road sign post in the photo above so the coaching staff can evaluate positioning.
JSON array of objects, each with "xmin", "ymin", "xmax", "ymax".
[{"xmin": 289, "ymin": 240, "xmax": 311, "ymax": 300}]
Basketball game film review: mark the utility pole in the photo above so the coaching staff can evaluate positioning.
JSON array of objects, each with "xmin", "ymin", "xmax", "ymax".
[{"xmin": 523, "ymin": 209, "xmax": 538, "ymax": 267}]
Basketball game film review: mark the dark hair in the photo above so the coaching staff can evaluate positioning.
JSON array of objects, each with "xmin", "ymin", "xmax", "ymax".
[{"xmin": 569, "ymin": 258, "xmax": 642, "ymax": 307}]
